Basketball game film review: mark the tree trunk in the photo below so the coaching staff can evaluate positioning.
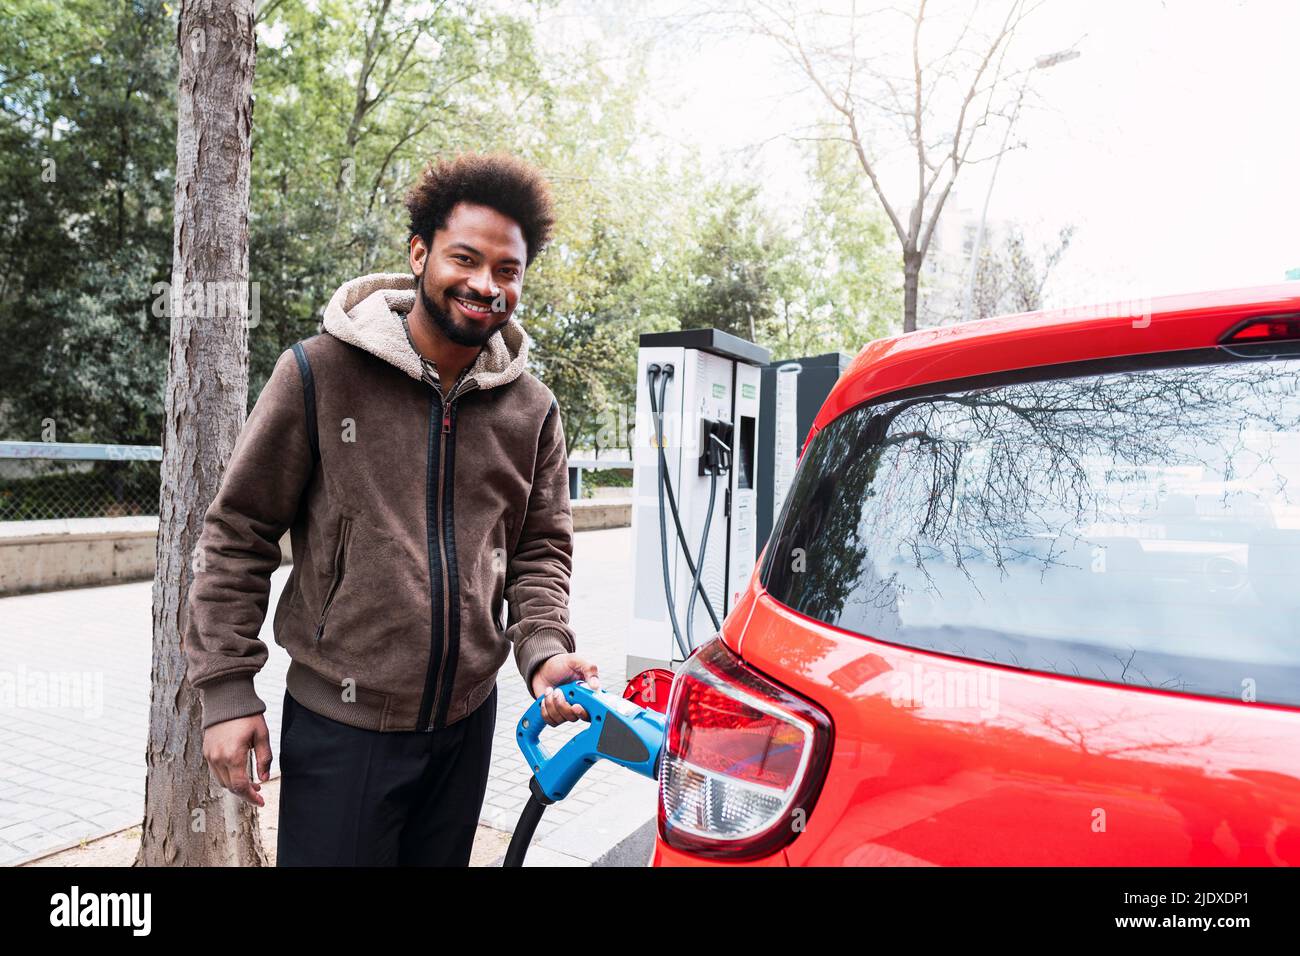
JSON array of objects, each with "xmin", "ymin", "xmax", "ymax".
[
  {"xmin": 902, "ymin": 251, "xmax": 922, "ymax": 333},
  {"xmin": 137, "ymin": 0, "xmax": 259, "ymax": 867}
]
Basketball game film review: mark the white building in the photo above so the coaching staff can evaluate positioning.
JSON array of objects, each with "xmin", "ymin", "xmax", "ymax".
[{"xmin": 918, "ymin": 195, "xmax": 1011, "ymax": 327}]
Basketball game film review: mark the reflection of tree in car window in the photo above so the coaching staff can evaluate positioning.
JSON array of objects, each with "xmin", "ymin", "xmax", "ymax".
[{"xmin": 762, "ymin": 357, "xmax": 1300, "ymax": 708}]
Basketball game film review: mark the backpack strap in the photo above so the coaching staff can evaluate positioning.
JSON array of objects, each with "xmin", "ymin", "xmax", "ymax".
[{"xmin": 291, "ymin": 341, "xmax": 321, "ymax": 466}]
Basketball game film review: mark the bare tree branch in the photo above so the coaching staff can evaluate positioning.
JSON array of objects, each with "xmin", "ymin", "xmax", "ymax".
[{"xmin": 747, "ymin": 0, "xmax": 1051, "ymax": 331}]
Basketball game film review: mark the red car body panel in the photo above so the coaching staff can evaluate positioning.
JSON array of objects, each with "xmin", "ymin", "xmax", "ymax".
[{"xmin": 653, "ymin": 285, "xmax": 1300, "ymax": 867}]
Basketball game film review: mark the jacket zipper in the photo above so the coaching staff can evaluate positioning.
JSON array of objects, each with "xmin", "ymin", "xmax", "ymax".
[
  {"xmin": 428, "ymin": 397, "xmax": 454, "ymax": 729},
  {"xmin": 418, "ymin": 366, "xmax": 471, "ymax": 731},
  {"xmin": 314, "ymin": 517, "xmax": 350, "ymax": 642}
]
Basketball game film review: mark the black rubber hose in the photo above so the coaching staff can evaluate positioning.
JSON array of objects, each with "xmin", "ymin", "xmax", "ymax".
[
  {"xmin": 646, "ymin": 365, "xmax": 722, "ymax": 633},
  {"xmin": 686, "ymin": 466, "xmax": 719, "ymax": 652},
  {"xmin": 503, "ymin": 793, "xmax": 548, "ymax": 867},
  {"xmin": 649, "ymin": 365, "xmax": 690, "ymax": 659}
]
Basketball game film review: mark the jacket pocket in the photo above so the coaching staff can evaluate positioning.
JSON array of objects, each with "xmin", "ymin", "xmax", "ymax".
[
  {"xmin": 314, "ymin": 516, "xmax": 351, "ymax": 643},
  {"xmin": 493, "ymin": 592, "xmax": 506, "ymax": 634}
]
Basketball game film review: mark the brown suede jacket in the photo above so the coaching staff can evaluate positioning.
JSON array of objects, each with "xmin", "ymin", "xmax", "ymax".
[{"xmin": 181, "ymin": 272, "xmax": 577, "ymax": 732}]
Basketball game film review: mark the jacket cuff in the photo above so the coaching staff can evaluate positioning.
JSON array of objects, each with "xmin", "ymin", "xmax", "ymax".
[
  {"xmin": 198, "ymin": 673, "xmax": 267, "ymax": 730},
  {"xmin": 517, "ymin": 627, "xmax": 576, "ymax": 698}
]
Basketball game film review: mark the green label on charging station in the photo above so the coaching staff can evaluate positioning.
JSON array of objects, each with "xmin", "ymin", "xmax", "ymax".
[
  {"xmin": 741, "ymin": 383, "xmax": 756, "ymax": 399},
  {"xmin": 712, "ymin": 383, "xmax": 726, "ymax": 398}
]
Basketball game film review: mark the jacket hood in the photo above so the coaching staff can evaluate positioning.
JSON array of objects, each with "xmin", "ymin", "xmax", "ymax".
[{"xmin": 320, "ymin": 272, "xmax": 529, "ymax": 392}]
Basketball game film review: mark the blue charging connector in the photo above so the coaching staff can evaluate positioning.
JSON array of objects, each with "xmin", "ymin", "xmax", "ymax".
[
  {"xmin": 503, "ymin": 681, "xmax": 667, "ymax": 865},
  {"xmin": 517, "ymin": 681, "xmax": 667, "ymax": 801}
]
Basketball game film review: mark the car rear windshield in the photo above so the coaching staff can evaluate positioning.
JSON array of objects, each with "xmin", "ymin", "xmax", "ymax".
[{"xmin": 761, "ymin": 353, "xmax": 1300, "ymax": 709}]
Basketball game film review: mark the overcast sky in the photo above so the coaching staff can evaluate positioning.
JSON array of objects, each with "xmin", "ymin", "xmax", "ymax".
[{"xmin": 536, "ymin": 0, "xmax": 1300, "ymax": 310}]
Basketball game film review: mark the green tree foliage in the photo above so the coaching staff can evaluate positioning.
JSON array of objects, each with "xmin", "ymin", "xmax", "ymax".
[
  {"xmin": 674, "ymin": 136, "xmax": 898, "ymax": 371},
  {"xmin": 0, "ymin": 0, "xmax": 176, "ymax": 443},
  {"xmin": 781, "ymin": 136, "xmax": 898, "ymax": 355},
  {"xmin": 676, "ymin": 180, "xmax": 788, "ymax": 344}
]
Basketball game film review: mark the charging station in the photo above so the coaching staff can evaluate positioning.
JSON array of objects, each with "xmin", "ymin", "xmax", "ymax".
[
  {"xmin": 756, "ymin": 352, "xmax": 852, "ymax": 547},
  {"xmin": 627, "ymin": 329, "xmax": 771, "ymax": 676}
]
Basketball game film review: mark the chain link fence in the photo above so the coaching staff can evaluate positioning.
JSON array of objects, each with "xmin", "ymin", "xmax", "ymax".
[{"xmin": 0, "ymin": 443, "xmax": 162, "ymax": 522}]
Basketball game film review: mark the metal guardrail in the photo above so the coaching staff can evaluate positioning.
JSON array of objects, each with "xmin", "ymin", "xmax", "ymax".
[
  {"xmin": 566, "ymin": 457, "xmax": 632, "ymax": 500},
  {"xmin": 0, "ymin": 442, "xmax": 162, "ymax": 461}
]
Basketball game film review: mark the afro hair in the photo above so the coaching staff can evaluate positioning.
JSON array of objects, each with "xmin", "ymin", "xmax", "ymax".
[{"xmin": 404, "ymin": 151, "xmax": 556, "ymax": 267}]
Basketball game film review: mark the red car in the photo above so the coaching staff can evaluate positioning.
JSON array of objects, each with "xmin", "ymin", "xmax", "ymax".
[{"xmin": 653, "ymin": 285, "xmax": 1300, "ymax": 866}]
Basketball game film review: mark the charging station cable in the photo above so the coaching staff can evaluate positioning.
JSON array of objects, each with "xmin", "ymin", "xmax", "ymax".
[
  {"xmin": 685, "ymin": 430, "xmax": 731, "ymax": 651},
  {"xmin": 646, "ymin": 364, "xmax": 723, "ymax": 657},
  {"xmin": 648, "ymin": 363, "xmax": 689, "ymax": 659}
]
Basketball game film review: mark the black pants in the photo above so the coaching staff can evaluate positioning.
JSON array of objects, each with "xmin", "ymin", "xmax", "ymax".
[{"xmin": 276, "ymin": 684, "xmax": 497, "ymax": 866}]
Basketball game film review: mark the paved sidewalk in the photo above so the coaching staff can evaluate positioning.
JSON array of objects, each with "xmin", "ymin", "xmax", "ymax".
[{"xmin": 0, "ymin": 525, "xmax": 651, "ymax": 866}]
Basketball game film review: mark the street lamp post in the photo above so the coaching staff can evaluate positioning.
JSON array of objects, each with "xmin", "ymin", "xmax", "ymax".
[{"xmin": 960, "ymin": 48, "xmax": 1082, "ymax": 323}]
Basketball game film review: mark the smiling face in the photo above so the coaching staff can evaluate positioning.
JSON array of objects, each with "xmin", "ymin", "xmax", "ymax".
[{"xmin": 410, "ymin": 200, "xmax": 527, "ymax": 347}]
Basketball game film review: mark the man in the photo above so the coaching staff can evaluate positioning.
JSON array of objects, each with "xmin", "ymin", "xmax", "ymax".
[{"xmin": 182, "ymin": 151, "xmax": 599, "ymax": 866}]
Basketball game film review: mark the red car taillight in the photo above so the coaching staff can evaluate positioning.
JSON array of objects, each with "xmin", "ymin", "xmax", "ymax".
[
  {"xmin": 658, "ymin": 637, "xmax": 833, "ymax": 861},
  {"xmin": 1220, "ymin": 315, "xmax": 1300, "ymax": 342},
  {"xmin": 1219, "ymin": 313, "xmax": 1300, "ymax": 356}
]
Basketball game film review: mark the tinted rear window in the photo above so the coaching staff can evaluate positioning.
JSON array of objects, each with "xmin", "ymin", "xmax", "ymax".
[{"xmin": 762, "ymin": 355, "xmax": 1300, "ymax": 708}]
